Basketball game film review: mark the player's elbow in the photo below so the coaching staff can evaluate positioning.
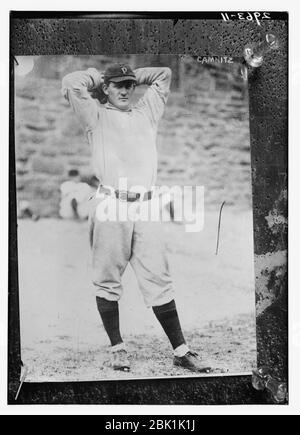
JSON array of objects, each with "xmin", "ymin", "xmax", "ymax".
[
  {"xmin": 61, "ymin": 73, "xmax": 75, "ymax": 90},
  {"xmin": 61, "ymin": 72, "xmax": 81, "ymax": 100},
  {"xmin": 163, "ymin": 67, "xmax": 172, "ymax": 80},
  {"xmin": 61, "ymin": 75, "xmax": 71, "ymax": 100},
  {"xmin": 161, "ymin": 67, "xmax": 172, "ymax": 89}
]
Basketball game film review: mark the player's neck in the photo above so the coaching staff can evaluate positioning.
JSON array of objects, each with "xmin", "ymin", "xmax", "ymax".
[{"xmin": 105, "ymin": 101, "xmax": 132, "ymax": 112}]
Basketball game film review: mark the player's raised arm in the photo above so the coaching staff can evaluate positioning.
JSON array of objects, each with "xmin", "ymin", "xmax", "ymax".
[
  {"xmin": 61, "ymin": 68, "xmax": 104, "ymax": 131},
  {"xmin": 134, "ymin": 67, "xmax": 172, "ymax": 126}
]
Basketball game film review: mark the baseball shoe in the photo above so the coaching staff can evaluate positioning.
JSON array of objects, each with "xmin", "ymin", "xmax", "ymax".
[
  {"xmin": 173, "ymin": 351, "xmax": 211, "ymax": 373},
  {"xmin": 111, "ymin": 349, "xmax": 131, "ymax": 372}
]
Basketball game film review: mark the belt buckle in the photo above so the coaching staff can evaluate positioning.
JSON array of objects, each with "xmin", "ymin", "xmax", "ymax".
[
  {"xmin": 118, "ymin": 190, "xmax": 128, "ymax": 202},
  {"xmin": 128, "ymin": 192, "xmax": 140, "ymax": 201}
]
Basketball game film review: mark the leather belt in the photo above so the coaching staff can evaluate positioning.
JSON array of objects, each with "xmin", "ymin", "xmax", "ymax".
[{"xmin": 99, "ymin": 186, "xmax": 153, "ymax": 202}]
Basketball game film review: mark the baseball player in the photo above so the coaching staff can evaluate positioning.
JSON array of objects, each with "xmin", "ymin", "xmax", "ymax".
[{"xmin": 62, "ymin": 63, "xmax": 211, "ymax": 374}]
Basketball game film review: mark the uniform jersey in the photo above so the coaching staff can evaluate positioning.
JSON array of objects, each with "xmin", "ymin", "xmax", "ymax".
[{"xmin": 61, "ymin": 67, "xmax": 171, "ymax": 191}]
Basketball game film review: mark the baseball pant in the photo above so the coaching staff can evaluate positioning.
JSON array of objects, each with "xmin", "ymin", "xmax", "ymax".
[{"xmin": 88, "ymin": 193, "xmax": 175, "ymax": 307}]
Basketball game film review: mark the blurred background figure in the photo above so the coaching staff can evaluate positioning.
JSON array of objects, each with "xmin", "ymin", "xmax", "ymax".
[
  {"xmin": 59, "ymin": 169, "xmax": 96, "ymax": 220},
  {"xmin": 17, "ymin": 200, "xmax": 40, "ymax": 221}
]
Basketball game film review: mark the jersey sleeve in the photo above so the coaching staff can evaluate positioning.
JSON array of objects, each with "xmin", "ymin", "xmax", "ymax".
[
  {"xmin": 61, "ymin": 68, "xmax": 102, "ymax": 131},
  {"xmin": 134, "ymin": 67, "xmax": 172, "ymax": 127}
]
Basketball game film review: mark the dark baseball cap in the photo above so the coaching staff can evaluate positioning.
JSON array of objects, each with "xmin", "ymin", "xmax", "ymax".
[{"xmin": 104, "ymin": 64, "xmax": 137, "ymax": 83}]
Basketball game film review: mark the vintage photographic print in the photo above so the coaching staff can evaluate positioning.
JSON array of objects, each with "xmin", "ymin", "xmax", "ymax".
[{"xmin": 14, "ymin": 54, "xmax": 256, "ymax": 382}]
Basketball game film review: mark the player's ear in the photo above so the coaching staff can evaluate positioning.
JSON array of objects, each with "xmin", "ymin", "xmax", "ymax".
[{"xmin": 102, "ymin": 83, "xmax": 109, "ymax": 96}]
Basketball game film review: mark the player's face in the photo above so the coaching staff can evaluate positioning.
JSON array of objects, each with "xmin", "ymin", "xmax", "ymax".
[{"xmin": 103, "ymin": 80, "xmax": 136, "ymax": 110}]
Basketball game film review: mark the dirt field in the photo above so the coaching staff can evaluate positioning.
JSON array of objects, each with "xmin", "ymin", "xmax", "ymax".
[{"xmin": 18, "ymin": 209, "xmax": 257, "ymax": 382}]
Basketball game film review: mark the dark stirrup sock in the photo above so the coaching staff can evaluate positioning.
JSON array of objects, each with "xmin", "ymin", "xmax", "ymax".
[
  {"xmin": 96, "ymin": 297, "xmax": 123, "ymax": 347},
  {"xmin": 152, "ymin": 300, "xmax": 186, "ymax": 350}
]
